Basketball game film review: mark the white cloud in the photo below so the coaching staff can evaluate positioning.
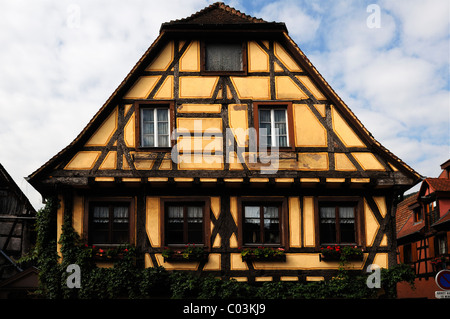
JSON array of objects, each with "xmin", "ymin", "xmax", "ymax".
[
  {"xmin": 298, "ymin": 0, "xmax": 449, "ymax": 182},
  {"xmin": 0, "ymin": 0, "xmax": 211, "ymax": 209},
  {"xmin": 254, "ymin": 0, "xmax": 321, "ymax": 43}
]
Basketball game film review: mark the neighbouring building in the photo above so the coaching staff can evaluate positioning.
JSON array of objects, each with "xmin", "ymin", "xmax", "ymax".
[
  {"xmin": 27, "ymin": 2, "xmax": 421, "ymax": 283},
  {"xmin": 0, "ymin": 163, "xmax": 37, "ymax": 297},
  {"xmin": 396, "ymin": 159, "xmax": 450, "ymax": 299}
]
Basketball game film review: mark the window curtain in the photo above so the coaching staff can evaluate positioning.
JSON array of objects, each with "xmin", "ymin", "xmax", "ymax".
[
  {"xmin": 244, "ymin": 206, "xmax": 260, "ymax": 223},
  {"xmin": 274, "ymin": 110, "xmax": 287, "ymax": 147},
  {"xmin": 263, "ymin": 206, "xmax": 279, "ymax": 228},
  {"xmin": 259, "ymin": 110, "xmax": 272, "ymax": 147},
  {"xmin": 339, "ymin": 207, "xmax": 355, "ymax": 223},
  {"xmin": 157, "ymin": 109, "xmax": 169, "ymax": 147},
  {"xmin": 141, "ymin": 108, "xmax": 155, "ymax": 147},
  {"xmin": 187, "ymin": 206, "xmax": 203, "ymax": 223},
  {"xmin": 113, "ymin": 206, "xmax": 129, "ymax": 223},
  {"xmin": 320, "ymin": 207, "xmax": 335, "ymax": 223},
  {"xmin": 93, "ymin": 206, "xmax": 109, "ymax": 223},
  {"xmin": 168, "ymin": 206, "xmax": 184, "ymax": 223}
]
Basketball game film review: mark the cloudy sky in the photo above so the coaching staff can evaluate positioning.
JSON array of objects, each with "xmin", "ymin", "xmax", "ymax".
[{"xmin": 0, "ymin": 0, "xmax": 448, "ymax": 210}]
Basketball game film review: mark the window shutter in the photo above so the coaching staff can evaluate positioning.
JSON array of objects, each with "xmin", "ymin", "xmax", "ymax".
[
  {"xmin": 447, "ymin": 231, "xmax": 450, "ymax": 254},
  {"xmin": 398, "ymin": 245, "xmax": 404, "ymax": 263},
  {"xmin": 411, "ymin": 242, "xmax": 418, "ymax": 262},
  {"xmin": 428, "ymin": 237, "xmax": 435, "ymax": 258}
]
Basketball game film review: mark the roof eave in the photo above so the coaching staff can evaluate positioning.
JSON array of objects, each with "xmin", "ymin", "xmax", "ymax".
[{"xmin": 160, "ymin": 22, "xmax": 288, "ymax": 34}]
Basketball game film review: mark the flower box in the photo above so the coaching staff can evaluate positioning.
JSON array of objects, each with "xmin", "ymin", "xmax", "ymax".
[
  {"xmin": 163, "ymin": 254, "xmax": 208, "ymax": 263},
  {"xmin": 242, "ymin": 254, "xmax": 286, "ymax": 262},
  {"xmin": 431, "ymin": 256, "xmax": 449, "ymax": 272},
  {"xmin": 319, "ymin": 245, "xmax": 364, "ymax": 262},
  {"xmin": 162, "ymin": 245, "xmax": 208, "ymax": 262},
  {"xmin": 319, "ymin": 253, "xmax": 363, "ymax": 262},
  {"xmin": 240, "ymin": 247, "xmax": 286, "ymax": 262},
  {"xmin": 88, "ymin": 245, "xmax": 134, "ymax": 262}
]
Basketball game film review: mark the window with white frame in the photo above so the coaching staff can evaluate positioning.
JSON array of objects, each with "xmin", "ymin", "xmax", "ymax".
[
  {"xmin": 258, "ymin": 108, "xmax": 288, "ymax": 148},
  {"xmin": 140, "ymin": 107, "xmax": 170, "ymax": 147}
]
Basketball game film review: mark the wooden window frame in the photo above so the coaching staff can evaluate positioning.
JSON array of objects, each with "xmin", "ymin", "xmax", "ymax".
[
  {"xmin": 253, "ymin": 102, "xmax": 295, "ymax": 151},
  {"xmin": 435, "ymin": 233, "xmax": 448, "ymax": 256},
  {"xmin": 237, "ymin": 197, "xmax": 288, "ymax": 249},
  {"xmin": 160, "ymin": 197, "xmax": 211, "ymax": 249},
  {"xmin": 200, "ymin": 40, "xmax": 248, "ymax": 76},
  {"xmin": 83, "ymin": 197, "xmax": 135, "ymax": 247},
  {"xmin": 314, "ymin": 197, "xmax": 365, "ymax": 249},
  {"xmin": 134, "ymin": 100, "xmax": 175, "ymax": 151}
]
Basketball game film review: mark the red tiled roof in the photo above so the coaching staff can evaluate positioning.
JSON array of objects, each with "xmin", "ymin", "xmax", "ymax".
[
  {"xmin": 160, "ymin": 2, "xmax": 287, "ymax": 33},
  {"xmin": 397, "ymin": 214, "xmax": 424, "ymax": 240},
  {"xmin": 432, "ymin": 210, "xmax": 450, "ymax": 227},
  {"xmin": 163, "ymin": 2, "xmax": 268, "ymax": 26},
  {"xmin": 424, "ymin": 178, "xmax": 450, "ymax": 192},
  {"xmin": 396, "ymin": 192, "xmax": 418, "ymax": 234}
]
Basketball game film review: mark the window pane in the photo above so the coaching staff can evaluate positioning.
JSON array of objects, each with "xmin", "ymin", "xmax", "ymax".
[
  {"xmin": 91, "ymin": 204, "xmax": 129, "ymax": 244},
  {"xmin": 259, "ymin": 110, "xmax": 271, "ymax": 123},
  {"xmin": 141, "ymin": 108, "xmax": 154, "ymax": 122},
  {"xmin": 244, "ymin": 206, "xmax": 260, "ymax": 244},
  {"xmin": 113, "ymin": 206, "xmax": 129, "ymax": 222},
  {"xmin": 166, "ymin": 206, "xmax": 184, "ymax": 244},
  {"xmin": 264, "ymin": 206, "xmax": 280, "ymax": 244},
  {"xmin": 259, "ymin": 110, "xmax": 272, "ymax": 148},
  {"xmin": 91, "ymin": 206, "xmax": 109, "ymax": 243},
  {"xmin": 141, "ymin": 108, "xmax": 155, "ymax": 147},
  {"xmin": 274, "ymin": 110, "xmax": 287, "ymax": 147},
  {"xmin": 187, "ymin": 206, "xmax": 203, "ymax": 243},
  {"xmin": 339, "ymin": 206, "xmax": 355, "ymax": 243},
  {"xmin": 143, "ymin": 122, "xmax": 154, "ymax": 134},
  {"xmin": 158, "ymin": 135, "xmax": 169, "ymax": 147},
  {"xmin": 93, "ymin": 206, "xmax": 109, "ymax": 223},
  {"xmin": 259, "ymin": 108, "xmax": 289, "ymax": 148},
  {"xmin": 320, "ymin": 207, "xmax": 335, "ymax": 219},
  {"xmin": 141, "ymin": 108, "xmax": 170, "ymax": 147},
  {"xmin": 157, "ymin": 121, "xmax": 168, "ymax": 135},
  {"xmin": 142, "ymin": 134, "xmax": 154, "ymax": 147},
  {"xmin": 112, "ymin": 206, "xmax": 129, "ymax": 244},
  {"xmin": 91, "ymin": 231, "xmax": 109, "ymax": 244},
  {"xmin": 320, "ymin": 207, "xmax": 336, "ymax": 244},
  {"xmin": 205, "ymin": 43, "xmax": 242, "ymax": 71},
  {"xmin": 157, "ymin": 108, "xmax": 168, "ymax": 121},
  {"xmin": 274, "ymin": 122, "xmax": 286, "ymax": 136},
  {"xmin": 274, "ymin": 110, "xmax": 286, "ymax": 123}
]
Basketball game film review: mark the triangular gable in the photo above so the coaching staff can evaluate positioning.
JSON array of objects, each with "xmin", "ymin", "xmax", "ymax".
[{"xmin": 28, "ymin": 3, "xmax": 421, "ymax": 191}]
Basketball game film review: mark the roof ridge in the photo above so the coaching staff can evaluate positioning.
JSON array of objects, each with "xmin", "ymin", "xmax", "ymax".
[{"xmin": 165, "ymin": 2, "xmax": 267, "ymax": 25}]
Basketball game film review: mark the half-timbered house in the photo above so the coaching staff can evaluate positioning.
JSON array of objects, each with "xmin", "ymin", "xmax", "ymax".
[
  {"xmin": 396, "ymin": 159, "xmax": 450, "ymax": 298},
  {"xmin": 0, "ymin": 164, "xmax": 36, "ymax": 281},
  {"xmin": 27, "ymin": 2, "xmax": 421, "ymax": 282}
]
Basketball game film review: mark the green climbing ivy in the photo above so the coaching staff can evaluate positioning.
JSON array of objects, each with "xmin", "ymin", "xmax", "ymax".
[{"xmin": 22, "ymin": 198, "xmax": 415, "ymax": 299}]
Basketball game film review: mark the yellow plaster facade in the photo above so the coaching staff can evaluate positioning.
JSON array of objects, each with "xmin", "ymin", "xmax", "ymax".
[{"xmin": 46, "ymin": 20, "xmax": 415, "ymax": 279}]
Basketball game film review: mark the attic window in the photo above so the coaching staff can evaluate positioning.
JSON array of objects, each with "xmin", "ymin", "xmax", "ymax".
[{"xmin": 204, "ymin": 42, "xmax": 245, "ymax": 73}]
